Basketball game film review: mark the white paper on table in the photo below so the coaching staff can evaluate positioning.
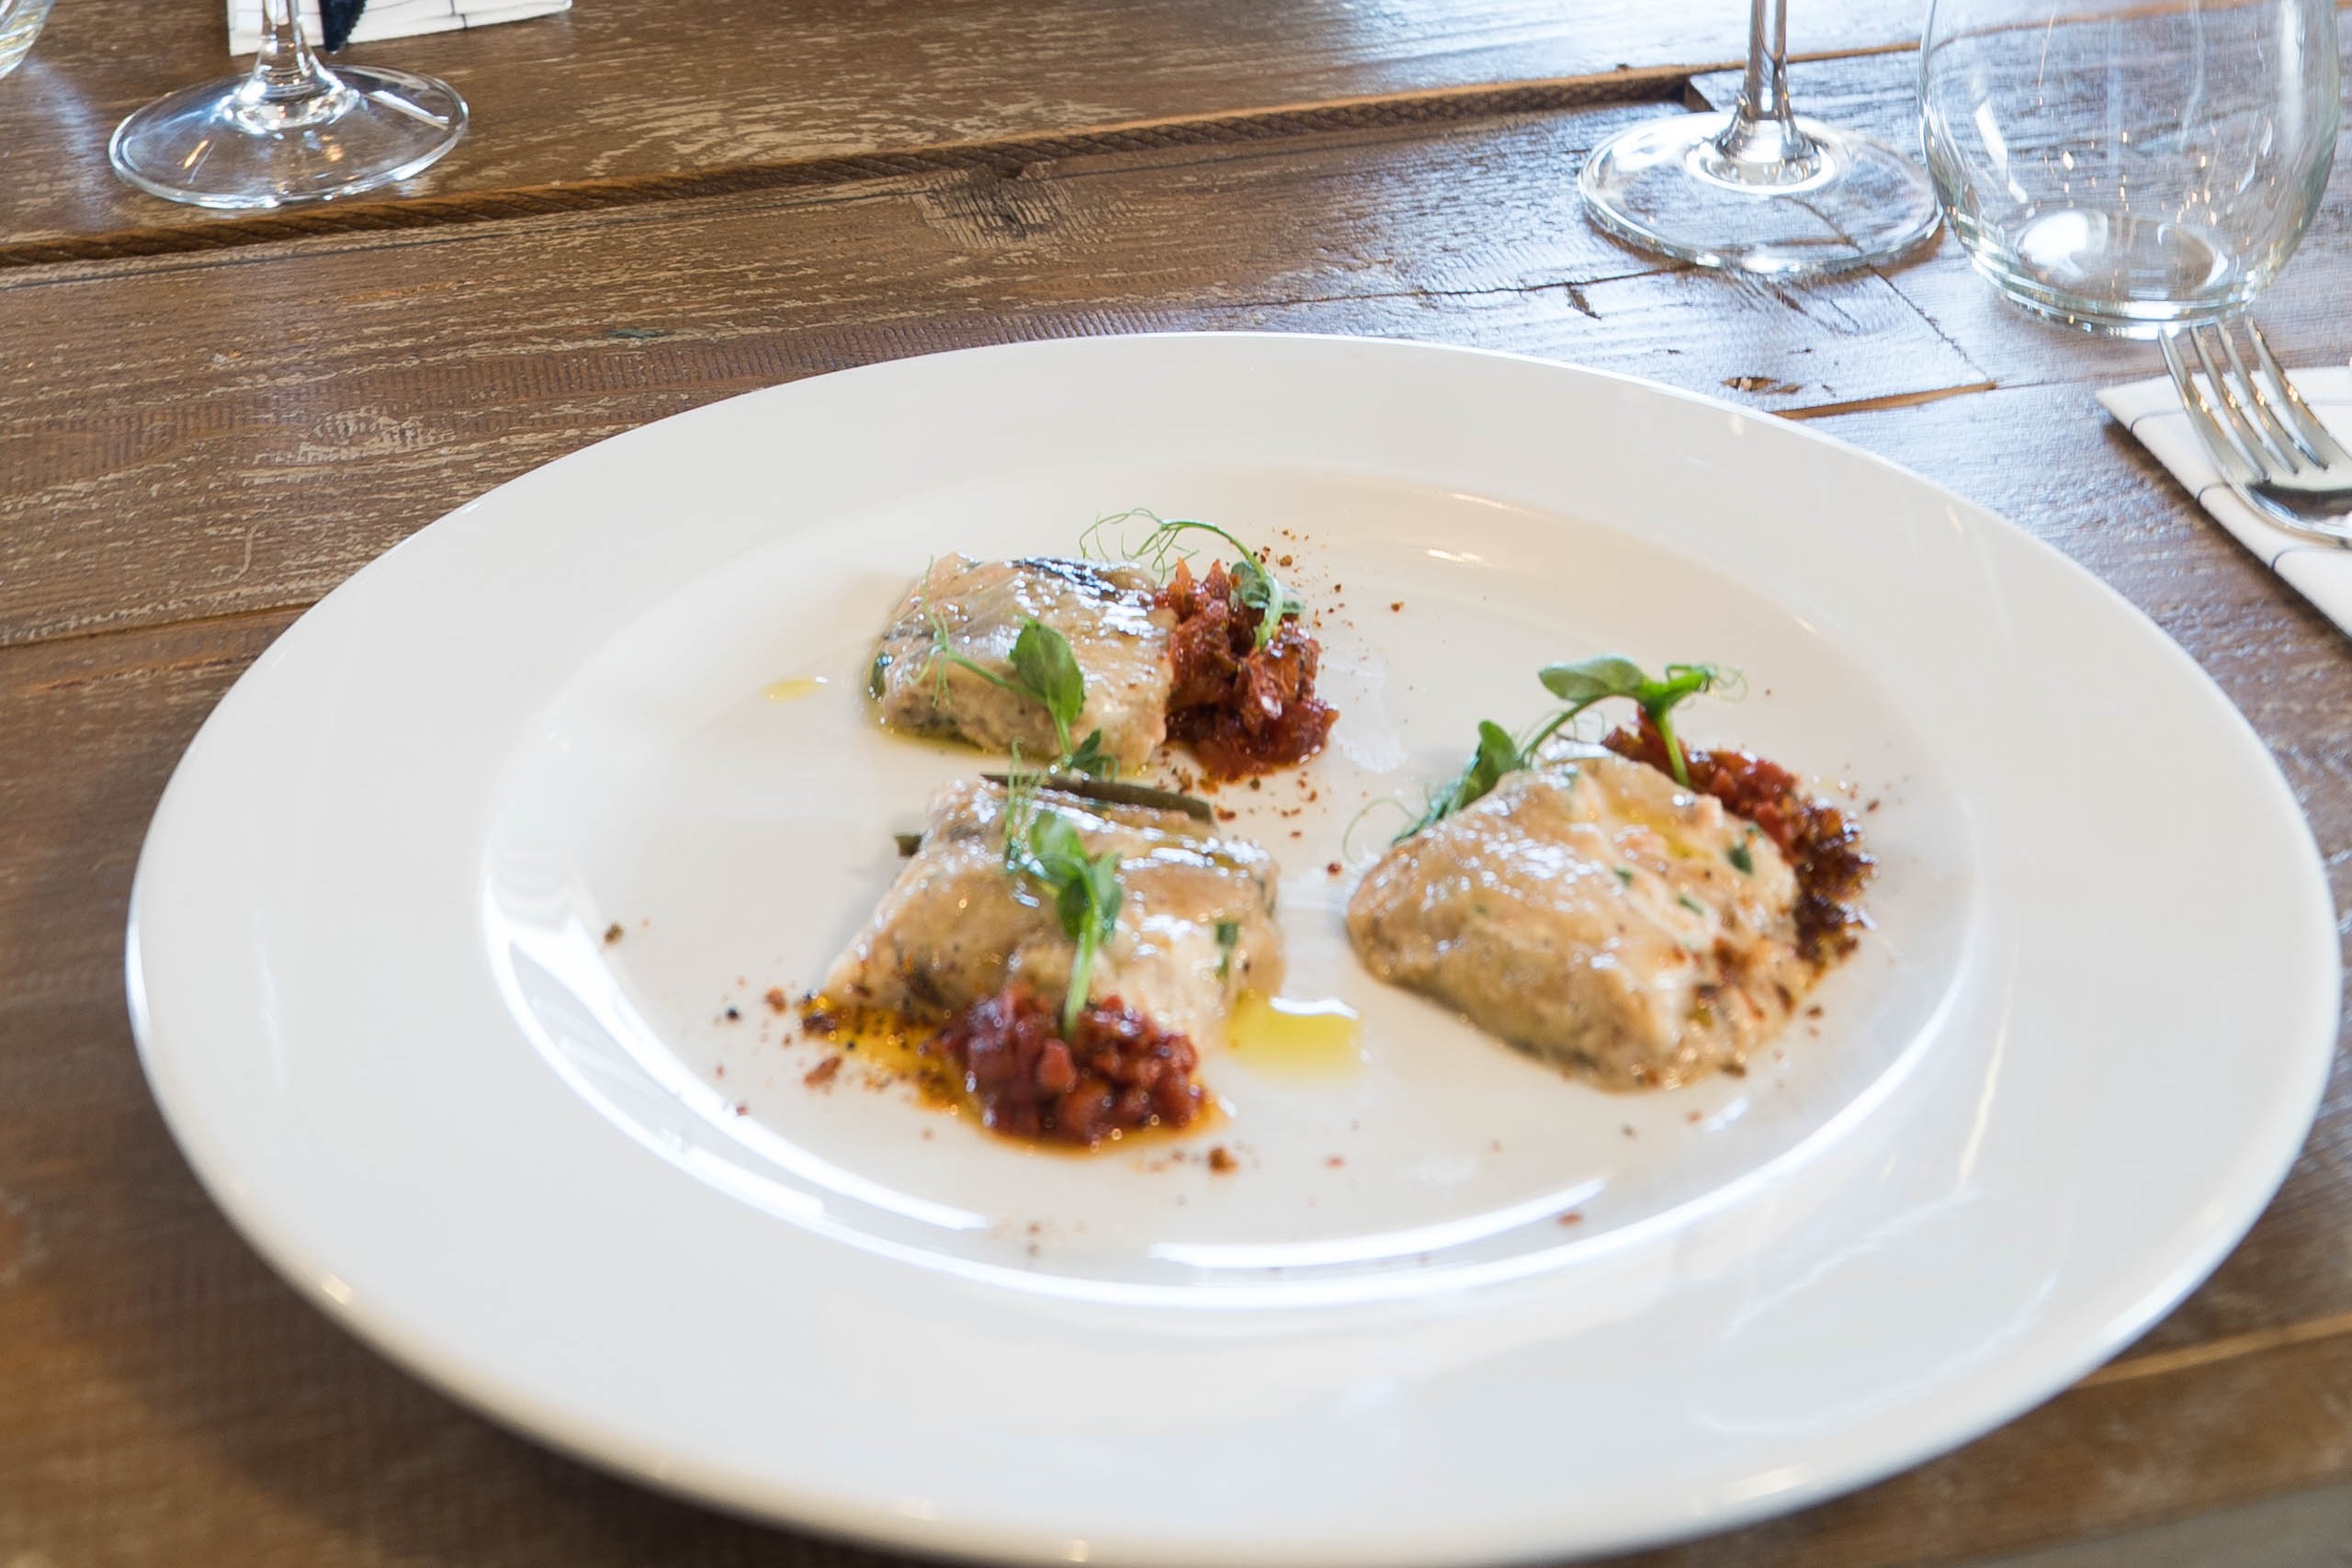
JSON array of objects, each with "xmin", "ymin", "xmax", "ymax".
[
  {"xmin": 2099, "ymin": 368, "xmax": 2352, "ymax": 638},
  {"xmin": 229, "ymin": 0, "xmax": 568, "ymax": 54}
]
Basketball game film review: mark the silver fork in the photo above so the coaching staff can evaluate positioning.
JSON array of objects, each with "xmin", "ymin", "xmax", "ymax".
[{"xmin": 2160, "ymin": 320, "xmax": 2352, "ymax": 545}]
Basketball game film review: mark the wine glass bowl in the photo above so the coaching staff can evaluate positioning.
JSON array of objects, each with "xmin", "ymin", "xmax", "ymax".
[{"xmin": 1920, "ymin": 0, "xmax": 2340, "ymax": 334}]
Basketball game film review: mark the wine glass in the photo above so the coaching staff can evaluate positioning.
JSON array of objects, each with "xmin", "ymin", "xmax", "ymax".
[
  {"xmin": 1921, "ymin": 0, "xmax": 2339, "ymax": 334},
  {"xmin": 108, "ymin": 0, "xmax": 468, "ymax": 209},
  {"xmin": 1579, "ymin": 0, "xmax": 1941, "ymax": 275},
  {"xmin": 0, "ymin": 0, "xmax": 56, "ymax": 79}
]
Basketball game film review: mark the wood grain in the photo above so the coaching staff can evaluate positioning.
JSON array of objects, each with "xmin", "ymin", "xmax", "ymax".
[
  {"xmin": 0, "ymin": 101, "xmax": 1987, "ymax": 649},
  {"xmin": 9, "ymin": 10, "xmax": 2352, "ymax": 1565},
  {"xmin": 0, "ymin": 0, "xmax": 1932, "ymax": 258}
]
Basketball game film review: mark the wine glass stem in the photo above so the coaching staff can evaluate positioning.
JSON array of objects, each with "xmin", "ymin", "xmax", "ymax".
[
  {"xmin": 244, "ymin": 0, "xmax": 344, "ymax": 114},
  {"xmin": 1714, "ymin": 0, "xmax": 1822, "ymax": 175}
]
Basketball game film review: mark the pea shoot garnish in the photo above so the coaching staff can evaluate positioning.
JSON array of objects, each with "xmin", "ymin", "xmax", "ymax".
[
  {"xmin": 1083, "ymin": 509, "xmax": 1304, "ymax": 650},
  {"xmin": 1534, "ymin": 658, "xmax": 1728, "ymax": 788},
  {"xmin": 1001, "ymin": 769, "xmax": 1125, "ymax": 1035},
  {"xmin": 1397, "ymin": 656, "xmax": 1734, "ymax": 840},
  {"xmin": 924, "ymin": 599, "xmax": 1114, "ymax": 776}
]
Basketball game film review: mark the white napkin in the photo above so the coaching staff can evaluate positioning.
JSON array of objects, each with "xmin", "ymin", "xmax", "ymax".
[
  {"xmin": 230, "ymin": 0, "xmax": 568, "ymax": 53},
  {"xmin": 2100, "ymin": 368, "xmax": 2352, "ymax": 637}
]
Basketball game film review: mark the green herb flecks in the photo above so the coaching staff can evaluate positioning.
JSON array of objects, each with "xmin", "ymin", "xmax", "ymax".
[
  {"xmin": 1727, "ymin": 831, "xmax": 1756, "ymax": 875},
  {"xmin": 1215, "ymin": 919, "xmax": 1241, "ymax": 984},
  {"xmin": 1083, "ymin": 509, "xmax": 1303, "ymax": 650},
  {"xmin": 1395, "ymin": 656, "xmax": 1733, "ymax": 841}
]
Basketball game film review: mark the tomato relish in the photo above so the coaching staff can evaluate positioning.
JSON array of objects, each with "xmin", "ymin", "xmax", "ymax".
[
  {"xmin": 1159, "ymin": 558, "xmax": 1336, "ymax": 779},
  {"xmin": 928, "ymin": 983, "xmax": 1204, "ymax": 1146},
  {"xmin": 1604, "ymin": 716, "xmax": 1873, "ymax": 962}
]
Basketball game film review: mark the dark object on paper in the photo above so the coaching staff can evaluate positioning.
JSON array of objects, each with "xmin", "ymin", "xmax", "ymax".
[{"xmin": 322, "ymin": 0, "xmax": 367, "ymax": 51}]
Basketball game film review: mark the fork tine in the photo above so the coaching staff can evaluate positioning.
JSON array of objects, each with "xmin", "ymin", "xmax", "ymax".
[
  {"xmin": 2217, "ymin": 324, "xmax": 2320, "ymax": 470},
  {"xmin": 2191, "ymin": 324, "xmax": 2297, "ymax": 475},
  {"xmin": 2229, "ymin": 320, "xmax": 2324, "ymax": 465},
  {"xmin": 2247, "ymin": 321, "xmax": 2352, "ymax": 467},
  {"xmin": 2163, "ymin": 330, "xmax": 2264, "ymax": 486}
]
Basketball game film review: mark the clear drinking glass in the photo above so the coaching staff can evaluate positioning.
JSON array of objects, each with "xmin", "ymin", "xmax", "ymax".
[
  {"xmin": 1579, "ymin": 0, "xmax": 1942, "ymax": 275},
  {"xmin": 1921, "ymin": 0, "xmax": 2340, "ymax": 334},
  {"xmin": 108, "ymin": 0, "xmax": 468, "ymax": 209}
]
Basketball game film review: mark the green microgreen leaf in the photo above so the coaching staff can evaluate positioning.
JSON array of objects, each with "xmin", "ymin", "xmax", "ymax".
[
  {"xmin": 1397, "ymin": 719, "xmax": 1524, "ymax": 841},
  {"xmin": 1538, "ymin": 655, "xmax": 1652, "ymax": 706},
  {"xmin": 1010, "ymin": 619, "xmax": 1086, "ymax": 756},
  {"xmin": 921, "ymin": 588, "xmax": 1094, "ymax": 768},
  {"xmin": 1003, "ymin": 793, "xmax": 1126, "ymax": 1036},
  {"xmin": 1727, "ymin": 833, "xmax": 1755, "ymax": 875},
  {"xmin": 1061, "ymin": 728, "xmax": 1115, "ymax": 780},
  {"xmin": 1396, "ymin": 656, "xmax": 1736, "ymax": 839}
]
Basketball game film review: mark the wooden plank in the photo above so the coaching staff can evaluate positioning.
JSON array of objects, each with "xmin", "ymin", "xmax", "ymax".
[
  {"xmin": 0, "ymin": 103, "xmax": 1987, "ymax": 649},
  {"xmin": 1603, "ymin": 1326, "xmax": 2352, "ymax": 1567},
  {"xmin": 0, "ymin": 0, "xmax": 1931, "ymax": 259}
]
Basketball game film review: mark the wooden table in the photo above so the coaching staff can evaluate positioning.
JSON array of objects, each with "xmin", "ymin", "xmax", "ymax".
[{"xmin": 6, "ymin": 4, "xmax": 2350, "ymax": 1563}]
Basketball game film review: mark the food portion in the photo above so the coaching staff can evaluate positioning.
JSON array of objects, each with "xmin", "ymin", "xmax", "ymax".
[
  {"xmin": 820, "ymin": 776, "xmax": 1283, "ymax": 1144},
  {"xmin": 1347, "ymin": 656, "xmax": 1871, "ymax": 1089},
  {"xmin": 869, "ymin": 555, "xmax": 1172, "ymax": 773},
  {"xmin": 834, "ymin": 541, "xmax": 1865, "ymax": 1136},
  {"xmin": 865, "ymin": 518, "xmax": 1337, "ymax": 783},
  {"xmin": 1604, "ymin": 716, "xmax": 1871, "ymax": 963},
  {"xmin": 1350, "ymin": 754, "xmax": 1810, "ymax": 1089}
]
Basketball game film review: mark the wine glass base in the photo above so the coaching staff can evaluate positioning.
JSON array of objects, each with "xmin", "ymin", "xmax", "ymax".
[
  {"xmin": 109, "ymin": 65, "xmax": 468, "ymax": 209},
  {"xmin": 1579, "ymin": 113, "xmax": 1941, "ymax": 276}
]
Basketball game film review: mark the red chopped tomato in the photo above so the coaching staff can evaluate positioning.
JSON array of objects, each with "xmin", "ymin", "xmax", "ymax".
[
  {"xmin": 928, "ymin": 984, "xmax": 1204, "ymax": 1146},
  {"xmin": 1159, "ymin": 559, "xmax": 1336, "ymax": 779}
]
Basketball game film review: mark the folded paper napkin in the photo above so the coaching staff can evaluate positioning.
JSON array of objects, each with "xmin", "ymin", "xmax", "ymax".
[
  {"xmin": 2100, "ymin": 368, "xmax": 2352, "ymax": 637},
  {"xmin": 230, "ymin": 0, "xmax": 567, "ymax": 54}
]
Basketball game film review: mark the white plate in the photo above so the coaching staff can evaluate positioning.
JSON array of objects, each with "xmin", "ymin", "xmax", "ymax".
[{"xmin": 128, "ymin": 334, "xmax": 2337, "ymax": 1565}]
